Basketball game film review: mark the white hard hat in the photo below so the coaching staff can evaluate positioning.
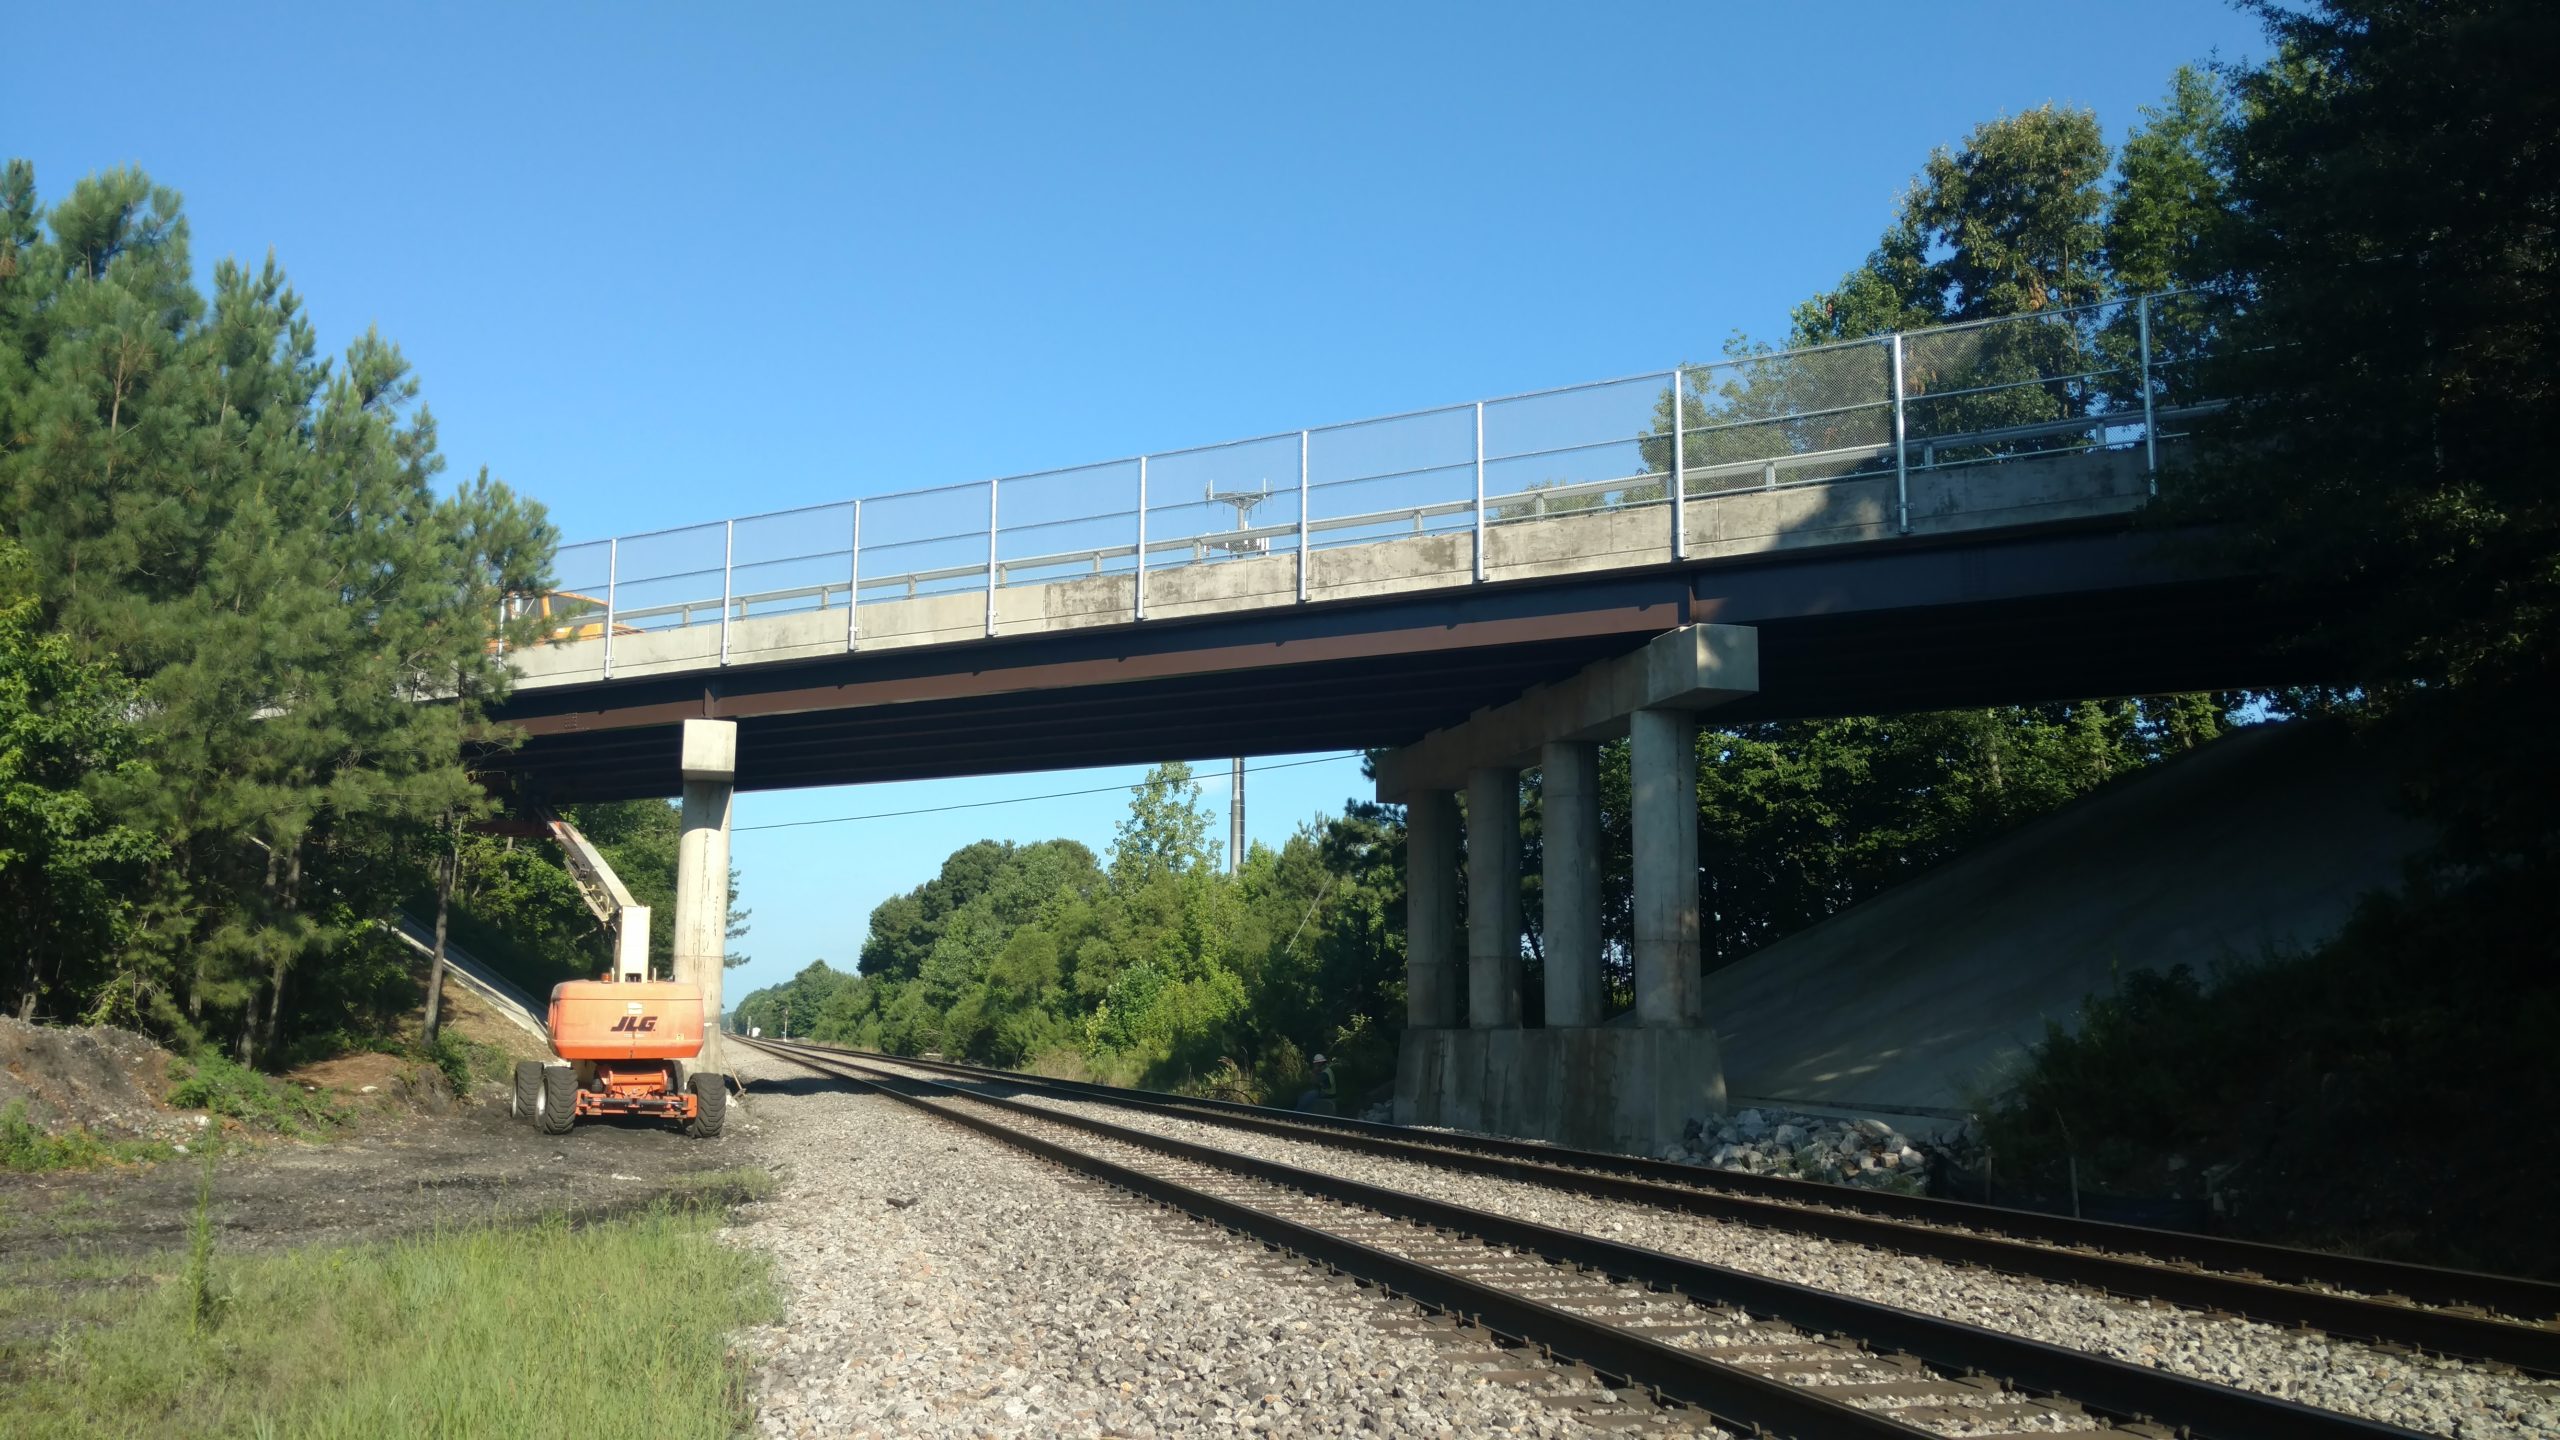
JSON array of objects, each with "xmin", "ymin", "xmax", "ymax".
[{"xmin": 1311, "ymin": 1054, "xmax": 1327, "ymax": 1064}]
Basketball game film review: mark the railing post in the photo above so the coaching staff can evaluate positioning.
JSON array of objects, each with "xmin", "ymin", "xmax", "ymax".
[
  {"xmin": 719, "ymin": 519, "xmax": 734, "ymax": 665},
  {"xmin": 1670, "ymin": 367, "xmax": 1687, "ymax": 560},
  {"xmin": 2138, "ymin": 292, "xmax": 2158, "ymax": 493},
  {"xmin": 847, "ymin": 499, "xmax": 861, "ymax": 651},
  {"xmin": 603, "ymin": 537, "xmax": 618, "ymax": 679},
  {"xmin": 1890, "ymin": 333, "xmax": 1911, "ymax": 535},
  {"xmin": 1297, "ymin": 429, "xmax": 1311, "ymax": 603},
  {"xmin": 1135, "ymin": 456, "xmax": 1149, "ymax": 621},
  {"xmin": 984, "ymin": 478, "xmax": 1000, "ymax": 638},
  {"xmin": 1472, "ymin": 401, "xmax": 1487, "ymax": 582}
]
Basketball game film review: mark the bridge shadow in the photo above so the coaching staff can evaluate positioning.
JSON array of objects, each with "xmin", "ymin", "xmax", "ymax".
[{"xmin": 743, "ymin": 1074, "xmax": 854, "ymax": 1098}]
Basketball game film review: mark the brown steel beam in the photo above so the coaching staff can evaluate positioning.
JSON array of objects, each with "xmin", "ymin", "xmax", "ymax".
[{"xmin": 502, "ymin": 598, "xmax": 1685, "ymax": 739}]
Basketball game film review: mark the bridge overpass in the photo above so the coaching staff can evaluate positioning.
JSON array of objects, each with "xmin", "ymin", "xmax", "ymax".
[
  {"xmin": 491, "ymin": 295, "xmax": 2273, "ymax": 799},
  {"xmin": 493, "ymin": 294, "xmax": 2310, "ymax": 1148}
]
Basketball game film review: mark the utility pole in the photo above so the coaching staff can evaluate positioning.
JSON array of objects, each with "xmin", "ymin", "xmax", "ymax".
[
  {"xmin": 1229, "ymin": 758, "xmax": 1246, "ymax": 876},
  {"xmin": 1205, "ymin": 479, "xmax": 1271, "ymax": 878}
]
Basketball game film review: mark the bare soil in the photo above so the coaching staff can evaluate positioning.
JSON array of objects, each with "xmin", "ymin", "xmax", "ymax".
[
  {"xmin": 0, "ymin": 1007, "xmax": 761, "ymax": 1266},
  {"xmin": 0, "ymin": 1017, "xmax": 185, "ymax": 1140},
  {"xmin": 1, "ymin": 1092, "xmax": 760, "ymax": 1264}
]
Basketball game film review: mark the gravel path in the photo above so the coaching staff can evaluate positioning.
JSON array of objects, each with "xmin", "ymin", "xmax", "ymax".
[
  {"xmin": 869, "ymin": 1061, "xmax": 2560, "ymax": 1440},
  {"xmin": 726, "ymin": 1049, "xmax": 1722, "ymax": 1438}
]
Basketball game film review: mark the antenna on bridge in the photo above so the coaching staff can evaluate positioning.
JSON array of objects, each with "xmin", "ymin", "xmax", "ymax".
[
  {"xmin": 1204, "ymin": 481, "xmax": 1274, "ymax": 557},
  {"xmin": 1206, "ymin": 481, "xmax": 1272, "ymax": 873}
]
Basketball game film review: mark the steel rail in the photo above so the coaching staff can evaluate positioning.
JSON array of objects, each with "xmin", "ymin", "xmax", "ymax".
[
  {"xmin": 747, "ymin": 1042, "xmax": 1917, "ymax": 1438},
  {"xmin": 778, "ymin": 1039, "xmax": 2560, "ymax": 1373},
  {"xmin": 744, "ymin": 1038, "xmax": 2428, "ymax": 1440}
]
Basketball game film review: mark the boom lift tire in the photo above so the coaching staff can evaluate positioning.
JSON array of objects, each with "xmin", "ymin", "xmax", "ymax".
[
  {"xmin": 538, "ymin": 1064, "xmax": 579, "ymax": 1135},
  {"xmin": 685, "ymin": 1072, "xmax": 726, "ymax": 1138},
  {"xmin": 512, "ymin": 1060, "xmax": 542, "ymax": 1123}
]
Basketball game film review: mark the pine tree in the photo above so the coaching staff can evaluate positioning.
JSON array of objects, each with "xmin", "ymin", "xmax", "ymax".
[{"xmin": 0, "ymin": 161, "xmax": 556, "ymax": 1054}]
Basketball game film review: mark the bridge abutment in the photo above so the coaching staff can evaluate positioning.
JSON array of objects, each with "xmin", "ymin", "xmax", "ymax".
[{"xmin": 1387, "ymin": 627, "xmax": 1749, "ymax": 1152}]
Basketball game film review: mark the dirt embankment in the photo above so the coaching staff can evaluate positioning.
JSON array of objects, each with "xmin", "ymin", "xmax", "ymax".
[
  {"xmin": 0, "ymin": 1017, "xmax": 190, "ymax": 1141},
  {"xmin": 0, "ymin": 1004, "xmax": 762, "ymax": 1265}
]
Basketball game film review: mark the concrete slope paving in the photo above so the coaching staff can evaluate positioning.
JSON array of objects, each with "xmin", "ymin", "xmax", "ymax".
[
  {"xmin": 1702, "ymin": 719, "xmax": 2427, "ymax": 1115},
  {"xmin": 383, "ymin": 912, "xmax": 550, "ymax": 1046}
]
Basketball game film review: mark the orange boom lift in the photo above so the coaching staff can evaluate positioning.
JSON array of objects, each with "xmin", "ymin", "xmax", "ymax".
[
  {"xmin": 502, "ymin": 805, "xmax": 728, "ymax": 1138},
  {"xmin": 532, "ymin": 976, "xmax": 723, "ymax": 1135}
]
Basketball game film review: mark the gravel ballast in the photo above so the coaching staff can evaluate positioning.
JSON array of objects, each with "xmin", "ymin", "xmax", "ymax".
[
  {"xmin": 864, "ymin": 1061, "xmax": 2560, "ymax": 1440},
  {"xmin": 726, "ymin": 1048, "xmax": 1720, "ymax": 1438}
]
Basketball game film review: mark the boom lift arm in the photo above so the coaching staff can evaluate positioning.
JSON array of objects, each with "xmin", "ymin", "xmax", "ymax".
[{"xmin": 522, "ymin": 800, "xmax": 653, "ymax": 984}]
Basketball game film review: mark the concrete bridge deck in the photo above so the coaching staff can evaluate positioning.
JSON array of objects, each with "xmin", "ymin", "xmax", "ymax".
[
  {"xmin": 494, "ymin": 436, "xmax": 2287, "ymax": 801},
  {"xmin": 492, "ymin": 294, "xmax": 2256, "ymax": 801}
]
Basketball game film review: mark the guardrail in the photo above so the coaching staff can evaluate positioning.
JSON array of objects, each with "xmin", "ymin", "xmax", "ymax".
[{"xmin": 524, "ymin": 291, "xmax": 2220, "ymax": 675}]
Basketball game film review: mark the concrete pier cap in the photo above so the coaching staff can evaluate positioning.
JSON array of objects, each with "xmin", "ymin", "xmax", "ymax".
[
  {"xmin": 679, "ymin": 717, "xmax": 738, "ymax": 783},
  {"xmin": 1372, "ymin": 623, "xmax": 1756, "ymax": 802},
  {"xmin": 1379, "ymin": 623, "xmax": 1754, "ymax": 1154}
]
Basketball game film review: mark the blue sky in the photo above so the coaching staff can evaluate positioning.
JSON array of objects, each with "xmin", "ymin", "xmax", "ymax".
[{"xmin": 10, "ymin": 2, "xmax": 2265, "ymax": 1003}]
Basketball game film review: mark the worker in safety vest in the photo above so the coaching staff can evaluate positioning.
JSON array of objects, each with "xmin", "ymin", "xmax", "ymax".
[{"xmin": 1298, "ymin": 1053, "xmax": 1339, "ymax": 1116}]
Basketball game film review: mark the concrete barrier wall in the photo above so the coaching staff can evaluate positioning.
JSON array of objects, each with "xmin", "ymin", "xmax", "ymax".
[{"xmin": 508, "ymin": 446, "xmax": 2154, "ymax": 692}]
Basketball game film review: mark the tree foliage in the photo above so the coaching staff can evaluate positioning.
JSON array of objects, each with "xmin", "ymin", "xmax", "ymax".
[
  {"xmin": 0, "ymin": 161, "xmax": 555, "ymax": 1058},
  {"xmin": 0, "ymin": 539, "xmax": 161, "ymax": 1017},
  {"xmin": 741, "ymin": 765, "xmax": 1411, "ymax": 1100},
  {"xmin": 2183, "ymin": 0, "xmax": 2560, "ymax": 868}
]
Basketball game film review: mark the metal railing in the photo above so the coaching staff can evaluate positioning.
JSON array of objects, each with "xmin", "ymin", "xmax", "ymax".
[{"xmin": 535, "ymin": 292, "xmax": 2218, "ymax": 675}]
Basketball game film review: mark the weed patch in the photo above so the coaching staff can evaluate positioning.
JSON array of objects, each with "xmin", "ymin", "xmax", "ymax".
[
  {"xmin": 1973, "ymin": 863, "xmax": 2560, "ymax": 1276},
  {"xmin": 412, "ymin": 1029, "xmax": 506, "ymax": 1096},
  {"xmin": 165, "ymin": 1053, "xmax": 345, "ymax": 1136},
  {"xmin": 0, "ymin": 1100, "xmax": 174, "ymax": 1174}
]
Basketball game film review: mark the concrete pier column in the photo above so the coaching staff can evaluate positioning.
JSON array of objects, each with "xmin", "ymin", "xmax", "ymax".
[
  {"xmin": 1466, "ymin": 766, "xmax": 1523, "ymax": 1029},
  {"xmin": 1404, "ymin": 789, "xmax": 1460, "ymax": 1029},
  {"xmin": 675, "ymin": 719, "xmax": 737, "ymax": 1075},
  {"xmin": 1539, "ymin": 741, "xmax": 1603, "ymax": 1028},
  {"xmin": 1630, "ymin": 707, "xmax": 1701, "ymax": 1027}
]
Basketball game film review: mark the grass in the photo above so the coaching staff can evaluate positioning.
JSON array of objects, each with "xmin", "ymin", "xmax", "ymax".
[
  {"xmin": 660, "ymin": 1165, "xmax": 777, "ymax": 1207},
  {"xmin": 0, "ymin": 1200, "xmax": 778, "ymax": 1439}
]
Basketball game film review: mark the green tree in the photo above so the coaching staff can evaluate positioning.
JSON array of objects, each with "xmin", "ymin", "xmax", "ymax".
[
  {"xmin": 0, "ymin": 162, "xmax": 554, "ymax": 1058},
  {"xmin": 1791, "ymin": 104, "xmax": 2111, "ymax": 346},
  {"xmin": 0, "ymin": 539, "xmax": 161, "ymax": 1019},
  {"xmin": 1109, "ymin": 761, "xmax": 1218, "ymax": 884},
  {"xmin": 2187, "ymin": 0, "xmax": 2560, "ymax": 867}
]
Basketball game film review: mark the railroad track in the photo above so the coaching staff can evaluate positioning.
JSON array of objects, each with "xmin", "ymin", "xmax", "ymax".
[
  {"xmin": 757, "ymin": 1037, "xmax": 2560, "ymax": 1378},
  {"xmin": 742, "ymin": 1035, "xmax": 2442, "ymax": 1440}
]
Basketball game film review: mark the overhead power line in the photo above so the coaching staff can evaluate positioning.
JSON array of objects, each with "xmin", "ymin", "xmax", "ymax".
[{"xmin": 732, "ymin": 753, "xmax": 1365, "ymax": 834}]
